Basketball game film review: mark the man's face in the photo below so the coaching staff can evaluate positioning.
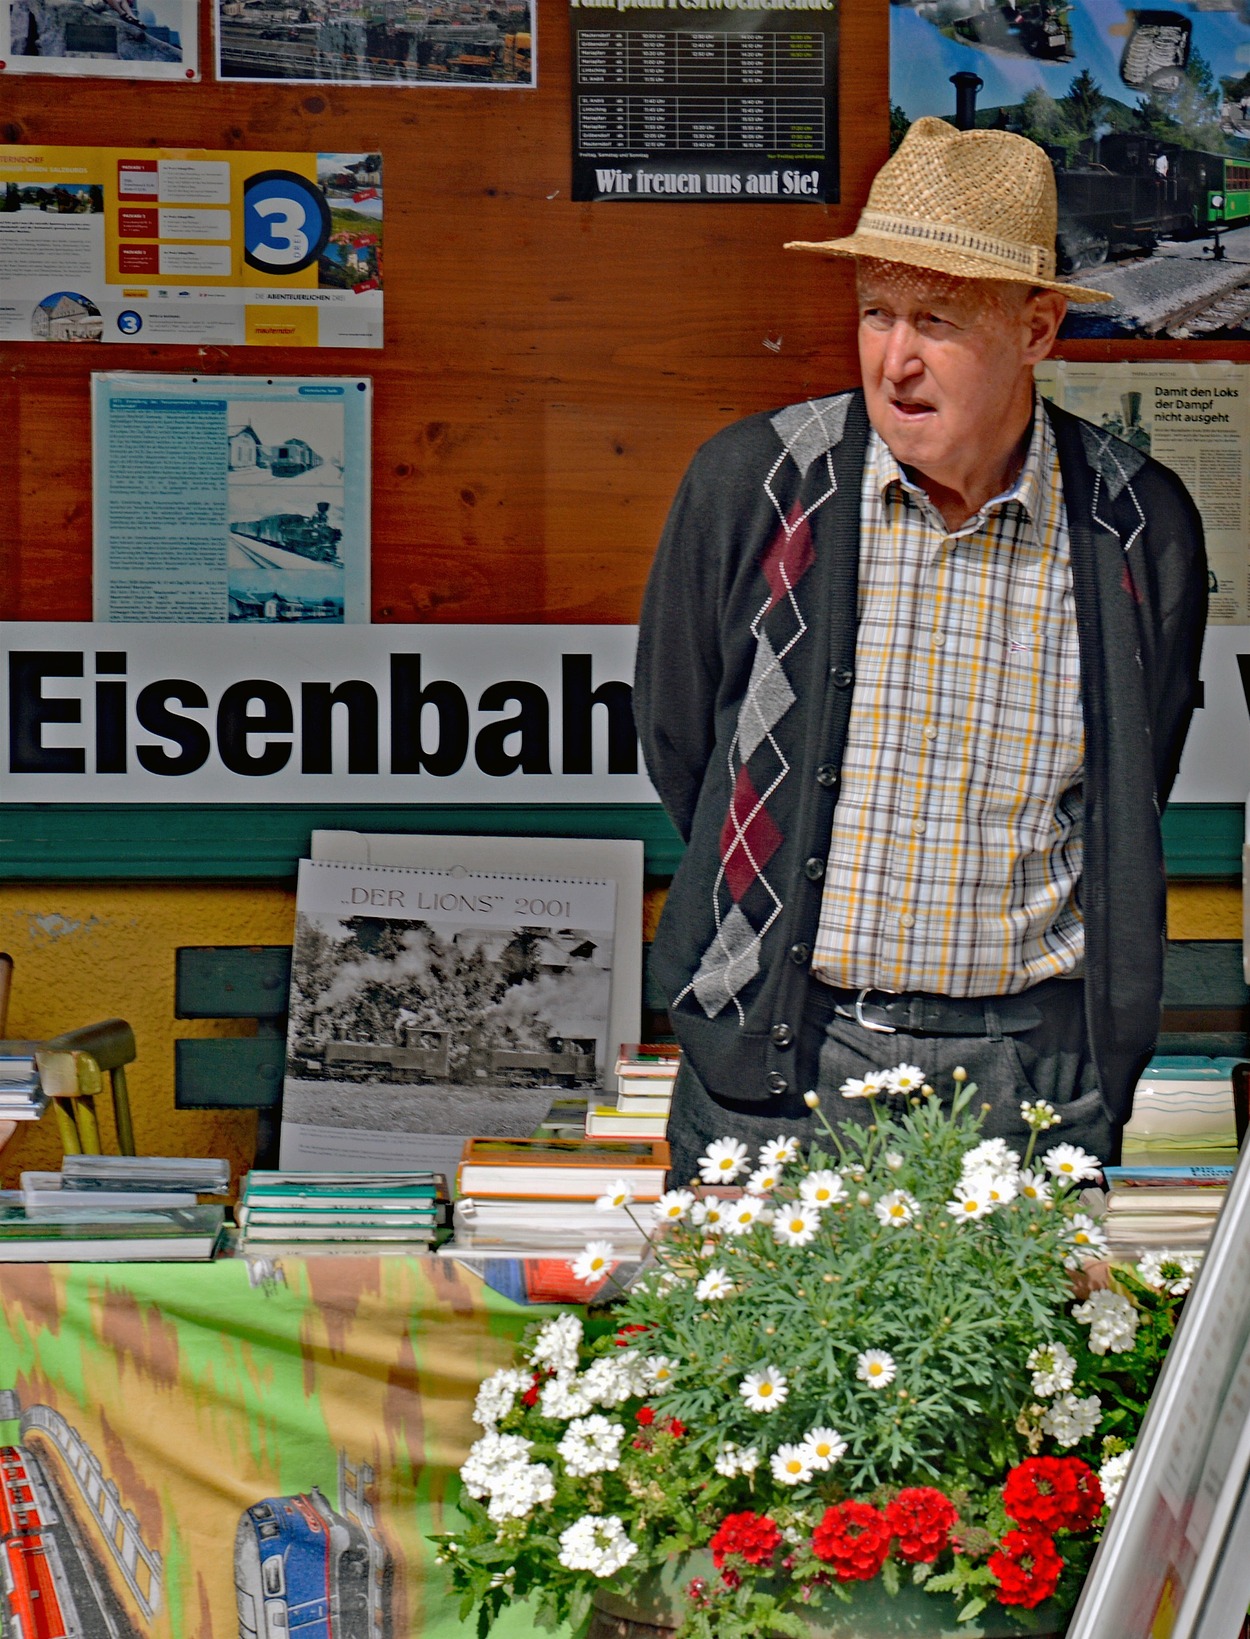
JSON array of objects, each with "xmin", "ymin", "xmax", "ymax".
[{"xmin": 856, "ymin": 261, "xmax": 1048, "ymax": 491}]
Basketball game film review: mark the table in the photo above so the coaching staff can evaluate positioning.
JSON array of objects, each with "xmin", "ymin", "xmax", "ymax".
[{"xmin": 0, "ymin": 1256, "xmax": 573, "ymax": 1639}]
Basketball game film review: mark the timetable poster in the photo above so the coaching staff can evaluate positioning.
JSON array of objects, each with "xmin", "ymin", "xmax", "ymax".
[
  {"xmin": 0, "ymin": 147, "xmax": 382, "ymax": 349},
  {"xmin": 570, "ymin": 0, "xmax": 838, "ymax": 204}
]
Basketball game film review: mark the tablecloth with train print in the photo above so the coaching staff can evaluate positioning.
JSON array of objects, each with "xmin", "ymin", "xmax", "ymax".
[{"xmin": 0, "ymin": 1255, "xmax": 576, "ymax": 1639}]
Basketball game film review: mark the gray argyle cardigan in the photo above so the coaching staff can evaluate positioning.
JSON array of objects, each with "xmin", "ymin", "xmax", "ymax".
[{"xmin": 635, "ymin": 388, "xmax": 1208, "ymax": 1128}]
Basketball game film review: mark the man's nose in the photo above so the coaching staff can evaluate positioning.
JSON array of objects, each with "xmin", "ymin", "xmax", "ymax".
[{"xmin": 882, "ymin": 321, "xmax": 924, "ymax": 382}]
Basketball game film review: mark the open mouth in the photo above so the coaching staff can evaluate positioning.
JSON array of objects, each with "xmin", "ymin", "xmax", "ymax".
[{"xmin": 889, "ymin": 397, "xmax": 936, "ymax": 421}]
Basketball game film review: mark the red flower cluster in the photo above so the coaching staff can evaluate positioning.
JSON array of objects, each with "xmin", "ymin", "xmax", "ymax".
[
  {"xmin": 988, "ymin": 1528, "xmax": 1064, "ymax": 1608},
  {"xmin": 811, "ymin": 1501, "xmax": 893, "ymax": 1582},
  {"xmin": 709, "ymin": 1511, "xmax": 783, "ymax": 1574},
  {"xmin": 614, "ymin": 1323, "xmax": 650, "ymax": 1347},
  {"xmin": 635, "ymin": 1406, "xmax": 655, "ymax": 1427},
  {"xmin": 885, "ymin": 1487, "xmax": 961, "ymax": 1563},
  {"xmin": 521, "ymin": 1371, "xmax": 544, "ymax": 1408},
  {"xmin": 1003, "ymin": 1458, "xmax": 1103, "ymax": 1534}
]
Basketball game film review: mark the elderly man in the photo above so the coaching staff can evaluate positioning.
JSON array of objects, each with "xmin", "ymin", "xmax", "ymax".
[{"xmin": 635, "ymin": 118, "xmax": 1208, "ymax": 1185}]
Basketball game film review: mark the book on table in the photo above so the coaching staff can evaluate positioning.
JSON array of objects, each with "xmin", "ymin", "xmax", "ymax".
[
  {"xmin": 0, "ymin": 1204, "xmax": 225, "ymax": 1261},
  {"xmin": 456, "ymin": 1136, "xmax": 670, "ymax": 1199},
  {"xmin": 584, "ymin": 1105, "xmax": 669, "ymax": 1139}
]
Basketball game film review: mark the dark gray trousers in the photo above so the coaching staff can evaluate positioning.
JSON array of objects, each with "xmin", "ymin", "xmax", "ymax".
[{"xmin": 665, "ymin": 976, "xmax": 1113, "ymax": 1189}]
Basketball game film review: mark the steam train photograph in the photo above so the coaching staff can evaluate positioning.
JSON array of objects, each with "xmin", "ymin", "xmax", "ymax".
[{"xmin": 234, "ymin": 1491, "xmax": 372, "ymax": 1639}]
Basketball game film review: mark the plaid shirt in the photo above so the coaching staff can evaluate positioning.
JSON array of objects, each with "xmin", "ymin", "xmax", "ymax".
[{"xmin": 812, "ymin": 403, "xmax": 1086, "ymax": 997}]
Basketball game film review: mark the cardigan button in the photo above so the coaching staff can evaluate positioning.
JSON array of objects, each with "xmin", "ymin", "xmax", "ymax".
[
  {"xmin": 815, "ymin": 764, "xmax": 839, "ymax": 789},
  {"xmin": 789, "ymin": 943, "xmax": 811, "ymax": 966},
  {"xmin": 766, "ymin": 1072, "xmax": 789, "ymax": 1095},
  {"xmin": 770, "ymin": 1023, "xmax": 794, "ymax": 1048},
  {"xmin": 831, "ymin": 667, "xmax": 855, "ymax": 689},
  {"xmin": 805, "ymin": 856, "xmax": 826, "ymax": 880}
]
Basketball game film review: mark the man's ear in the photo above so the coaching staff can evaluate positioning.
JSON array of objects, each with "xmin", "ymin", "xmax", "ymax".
[{"xmin": 1024, "ymin": 289, "xmax": 1067, "ymax": 364}]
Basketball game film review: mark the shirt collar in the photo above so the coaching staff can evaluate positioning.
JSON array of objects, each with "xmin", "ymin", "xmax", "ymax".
[{"xmin": 870, "ymin": 390, "xmax": 1051, "ymax": 533}]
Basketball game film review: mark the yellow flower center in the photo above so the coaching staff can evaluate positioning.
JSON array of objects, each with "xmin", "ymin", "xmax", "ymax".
[
  {"xmin": 785, "ymin": 1460, "xmax": 802, "ymax": 1474},
  {"xmin": 789, "ymin": 1219, "xmax": 804, "ymax": 1232},
  {"xmin": 963, "ymin": 1201, "xmax": 977, "ymax": 1213},
  {"xmin": 759, "ymin": 1383, "xmax": 773, "ymax": 1397},
  {"xmin": 869, "ymin": 1365, "xmax": 882, "ymax": 1377}
]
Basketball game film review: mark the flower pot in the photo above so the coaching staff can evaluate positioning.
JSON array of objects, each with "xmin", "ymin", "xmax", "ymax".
[{"xmin": 588, "ymin": 1553, "xmax": 1067, "ymax": 1638}]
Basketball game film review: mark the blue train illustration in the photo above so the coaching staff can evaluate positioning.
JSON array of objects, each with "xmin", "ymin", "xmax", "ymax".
[{"xmin": 234, "ymin": 1490, "xmax": 372, "ymax": 1639}]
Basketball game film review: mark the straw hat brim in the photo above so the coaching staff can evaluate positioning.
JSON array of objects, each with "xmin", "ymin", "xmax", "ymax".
[{"xmin": 784, "ymin": 228, "xmax": 1112, "ymax": 305}]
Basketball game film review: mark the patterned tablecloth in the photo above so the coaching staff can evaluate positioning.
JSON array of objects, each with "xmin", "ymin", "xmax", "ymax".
[{"xmin": 0, "ymin": 1255, "xmax": 574, "ymax": 1639}]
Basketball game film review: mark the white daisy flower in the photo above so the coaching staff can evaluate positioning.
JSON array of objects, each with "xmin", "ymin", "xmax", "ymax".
[
  {"xmin": 746, "ymin": 1165, "xmax": 783, "ymax": 1195},
  {"xmin": 653, "ymin": 1188, "xmax": 695, "ymax": 1224},
  {"xmin": 1027, "ymin": 1341, "xmax": 1076, "ymax": 1398},
  {"xmin": 595, "ymin": 1178, "xmax": 634, "ymax": 1211},
  {"xmin": 698, "ymin": 1137, "xmax": 751, "ymax": 1184},
  {"xmin": 874, "ymin": 1189, "xmax": 920, "ymax": 1227},
  {"xmin": 966, "ymin": 1166, "xmax": 1018, "ymax": 1207},
  {"xmin": 800, "ymin": 1169, "xmax": 847, "ymax": 1208},
  {"xmin": 885, "ymin": 1063, "xmax": 925, "ymax": 1096},
  {"xmin": 1040, "ymin": 1391, "xmax": 1101, "ymax": 1448},
  {"xmin": 691, "ymin": 1198, "xmax": 727, "ymax": 1234},
  {"xmin": 557, "ymin": 1514, "xmax": 638, "ymax": 1577},
  {"xmin": 946, "ymin": 1180, "xmax": 994, "ymax": 1221},
  {"xmin": 723, "ymin": 1194, "xmax": 769, "ymax": 1237},
  {"xmin": 1099, "ymin": 1448, "xmax": 1133, "ymax": 1509},
  {"xmin": 1136, "ymin": 1249, "xmax": 1202, "ymax": 1297},
  {"xmin": 556, "ymin": 1415, "xmax": 625, "ymax": 1477},
  {"xmin": 1043, "ymin": 1144, "xmax": 1102, "ymax": 1185},
  {"xmin": 530, "ymin": 1312, "xmax": 583, "ymax": 1376},
  {"xmin": 1064, "ymin": 1214, "xmax": 1110, "ymax": 1270},
  {"xmin": 739, "ymin": 1364, "xmax": 789, "ymax": 1412},
  {"xmin": 885, "ymin": 1151, "xmax": 904, "ymax": 1172},
  {"xmin": 856, "ymin": 1349, "xmax": 896, "ymax": 1390},
  {"xmin": 759, "ymin": 1135, "xmax": 800, "ymax": 1169},
  {"xmin": 840, "ymin": 1071, "xmax": 888, "ymax": 1099},
  {"xmin": 801, "ymin": 1427, "xmax": 847, "ymax": 1470},
  {"xmin": 772, "ymin": 1202, "xmax": 821, "ymax": 1246},
  {"xmin": 570, "ymin": 1241, "xmax": 616, "ymax": 1284},
  {"xmin": 695, "ymin": 1266, "xmax": 735, "ymax": 1301},
  {"xmin": 961, "ymin": 1138, "xmax": 1020, "ymax": 1180},
  {"xmin": 1073, "ymin": 1289, "xmax": 1139, "ymax": 1356},
  {"xmin": 770, "ymin": 1444, "xmax": 815, "ymax": 1486},
  {"xmin": 1016, "ymin": 1169, "xmax": 1053, "ymax": 1204}
]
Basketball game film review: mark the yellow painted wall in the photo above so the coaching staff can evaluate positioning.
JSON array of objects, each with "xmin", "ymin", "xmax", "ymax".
[
  {"xmin": 0, "ymin": 876, "xmax": 1240, "ymax": 1191},
  {"xmin": 0, "ymin": 883, "xmax": 296, "ymax": 1190}
]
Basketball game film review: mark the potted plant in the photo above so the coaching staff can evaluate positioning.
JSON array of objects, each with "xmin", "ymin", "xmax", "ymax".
[{"xmin": 436, "ymin": 1071, "xmax": 1199, "ymax": 1638}]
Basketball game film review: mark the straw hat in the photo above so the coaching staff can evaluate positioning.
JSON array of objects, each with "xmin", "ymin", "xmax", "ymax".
[{"xmin": 785, "ymin": 116, "xmax": 1111, "ymax": 304}]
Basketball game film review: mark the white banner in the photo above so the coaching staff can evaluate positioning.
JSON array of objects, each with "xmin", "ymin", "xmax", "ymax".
[
  {"xmin": 0, "ymin": 621, "xmax": 1241, "ymax": 804},
  {"xmin": 0, "ymin": 623, "xmax": 656, "ymax": 804}
]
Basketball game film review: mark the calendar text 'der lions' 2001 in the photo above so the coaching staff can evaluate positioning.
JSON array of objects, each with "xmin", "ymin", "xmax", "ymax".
[{"xmin": 636, "ymin": 116, "xmax": 1209, "ymax": 1186}]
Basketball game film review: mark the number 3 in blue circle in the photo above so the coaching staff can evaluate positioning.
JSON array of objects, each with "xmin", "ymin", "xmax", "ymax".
[{"xmin": 242, "ymin": 169, "xmax": 331, "ymax": 276}]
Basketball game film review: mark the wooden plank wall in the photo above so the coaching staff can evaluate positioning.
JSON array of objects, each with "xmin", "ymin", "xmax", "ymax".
[{"xmin": 0, "ymin": 0, "xmax": 886, "ymax": 628}]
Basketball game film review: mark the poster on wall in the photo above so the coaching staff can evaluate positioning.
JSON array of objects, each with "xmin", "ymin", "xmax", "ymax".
[
  {"xmin": 1, "ymin": 0, "xmax": 197, "ymax": 78},
  {"xmin": 892, "ymin": 0, "xmax": 1250, "ymax": 339},
  {"xmin": 1037, "ymin": 359, "xmax": 1247, "ymax": 622},
  {"xmin": 0, "ymin": 147, "xmax": 382, "ymax": 348},
  {"xmin": 216, "ymin": 0, "xmax": 534, "ymax": 86},
  {"xmin": 570, "ymin": 0, "xmax": 838, "ymax": 203},
  {"xmin": 92, "ymin": 374, "xmax": 372, "ymax": 624}
]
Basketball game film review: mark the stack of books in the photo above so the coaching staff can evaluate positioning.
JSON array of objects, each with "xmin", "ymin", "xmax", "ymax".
[
  {"xmin": 0, "ymin": 1041, "xmax": 48, "ymax": 1123},
  {"xmin": 1120, "ymin": 1057, "xmax": 1241, "ymax": 1162},
  {"xmin": 236, "ymin": 1170, "xmax": 449, "ymax": 1257},
  {"xmin": 446, "ymin": 1136, "xmax": 670, "ymax": 1258},
  {"xmin": 1101, "ymin": 1161, "xmax": 1234, "ymax": 1255},
  {"xmin": 583, "ymin": 1043, "xmax": 680, "ymax": 1139}
]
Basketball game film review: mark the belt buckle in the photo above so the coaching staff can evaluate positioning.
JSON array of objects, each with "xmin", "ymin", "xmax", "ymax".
[{"xmin": 854, "ymin": 986, "xmax": 897, "ymax": 1035}]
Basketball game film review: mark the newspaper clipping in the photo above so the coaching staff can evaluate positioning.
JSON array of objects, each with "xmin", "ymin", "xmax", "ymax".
[
  {"xmin": 2, "ymin": 0, "xmax": 197, "ymax": 79},
  {"xmin": 92, "ymin": 373, "xmax": 371, "ymax": 623},
  {"xmin": 1037, "ymin": 360, "xmax": 1245, "ymax": 623}
]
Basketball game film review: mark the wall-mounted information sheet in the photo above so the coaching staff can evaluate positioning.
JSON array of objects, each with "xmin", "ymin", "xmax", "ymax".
[
  {"xmin": 92, "ymin": 373, "xmax": 372, "ymax": 623},
  {"xmin": 570, "ymin": 1, "xmax": 838, "ymax": 203},
  {"xmin": 1, "ymin": 0, "xmax": 197, "ymax": 79},
  {"xmin": 0, "ymin": 146, "xmax": 382, "ymax": 348}
]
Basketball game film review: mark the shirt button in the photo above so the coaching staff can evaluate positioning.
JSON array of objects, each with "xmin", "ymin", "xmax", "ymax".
[
  {"xmin": 900, "ymin": 913, "xmax": 916, "ymax": 929},
  {"xmin": 789, "ymin": 943, "xmax": 811, "ymax": 966},
  {"xmin": 931, "ymin": 632, "xmax": 946, "ymax": 648},
  {"xmin": 766, "ymin": 1072, "xmax": 789, "ymax": 1095},
  {"xmin": 831, "ymin": 667, "xmax": 854, "ymax": 689},
  {"xmin": 804, "ymin": 856, "xmax": 826, "ymax": 880},
  {"xmin": 911, "ymin": 821, "xmax": 926, "ymax": 836},
  {"xmin": 770, "ymin": 1023, "xmax": 794, "ymax": 1048},
  {"xmin": 815, "ymin": 764, "xmax": 839, "ymax": 789},
  {"xmin": 923, "ymin": 725, "xmax": 938, "ymax": 742}
]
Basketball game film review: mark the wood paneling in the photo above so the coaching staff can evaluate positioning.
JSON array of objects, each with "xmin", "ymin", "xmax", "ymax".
[{"xmin": 0, "ymin": 0, "xmax": 887, "ymax": 625}]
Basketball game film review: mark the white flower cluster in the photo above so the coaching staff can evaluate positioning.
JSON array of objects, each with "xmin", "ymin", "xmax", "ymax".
[
  {"xmin": 947, "ymin": 1137, "xmax": 1019, "ymax": 1222},
  {"xmin": 557, "ymin": 1415, "xmax": 626, "ymax": 1477},
  {"xmin": 1073, "ymin": 1289, "xmax": 1139, "ymax": 1356},
  {"xmin": 473, "ymin": 1367, "xmax": 532, "ymax": 1430},
  {"xmin": 1137, "ymin": 1248, "xmax": 1202, "ymax": 1297},
  {"xmin": 1099, "ymin": 1448, "xmax": 1133, "ymax": 1509},
  {"xmin": 713, "ymin": 1442, "xmax": 760, "ymax": 1477},
  {"xmin": 1027, "ymin": 1341, "xmax": 1076, "ymax": 1398},
  {"xmin": 768, "ymin": 1425, "xmax": 848, "ymax": 1485},
  {"xmin": 840, "ymin": 1063, "xmax": 926, "ymax": 1099},
  {"xmin": 1020, "ymin": 1098, "xmax": 1061, "ymax": 1133},
  {"xmin": 461, "ymin": 1432, "xmax": 556, "ymax": 1523},
  {"xmin": 557, "ymin": 1514, "xmax": 638, "ymax": 1577},
  {"xmin": 1040, "ymin": 1392, "xmax": 1102, "ymax": 1448},
  {"xmin": 531, "ymin": 1313, "xmax": 583, "ymax": 1377}
]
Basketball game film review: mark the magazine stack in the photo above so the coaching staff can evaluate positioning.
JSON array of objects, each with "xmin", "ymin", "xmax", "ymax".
[
  {"xmin": 0, "ymin": 1041, "xmax": 48, "ymax": 1122},
  {"xmin": 236, "ymin": 1170, "xmax": 449, "ymax": 1256}
]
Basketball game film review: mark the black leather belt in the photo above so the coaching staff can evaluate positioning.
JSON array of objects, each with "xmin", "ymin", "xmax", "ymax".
[{"xmin": 822, "ymin": 985, "xmax": 1043, "ymax": 1038}]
